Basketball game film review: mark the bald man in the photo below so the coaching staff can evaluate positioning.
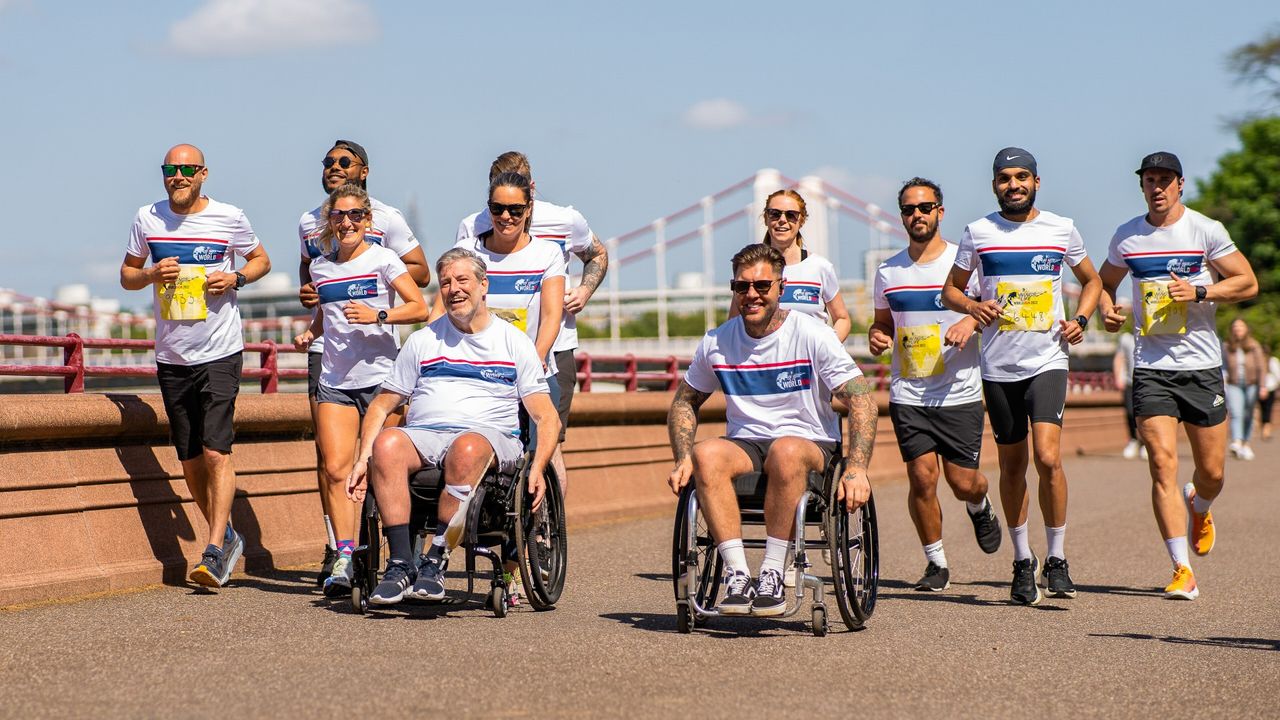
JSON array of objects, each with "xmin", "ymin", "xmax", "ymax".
[{"xmin": 120, "ymin": 144, "xmax": 272, "ymax": 589}]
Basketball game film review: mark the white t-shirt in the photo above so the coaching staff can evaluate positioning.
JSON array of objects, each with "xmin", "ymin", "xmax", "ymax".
[
  {"xmin": 126, "ymin": 198, "xmax": 261, "ymax": 366},
  {"xmin": 779, "ymin": 253, "xmax": 840, "ymax": 323},
  {"xmin": 309, "ymin": 244, "xmax": 408, "ymax": 390},
  {"xmin": 684, "ymin": 312, "xmax": 862, "ymax": 443},
  {"xmin": 1105, "ymin": 208, "xmax": 1238, "ymax": 371},
  {"xmin": 873, "ymin": 242, "xmax": 983, "ymax": 407},
  {"xmin": 452, "ymin": 235, "xmax": 567, "ymax": 374},
  {"xmin": 299, "ymin": 197, "xmax": 420, "ymax": 355},
  {"xmin": 1116, "ymin": 332, "xmax": 1135, "ymax": 385},
  {"xmin": 458, "ymin": 200, "xmax": 593, "ymax": 353},
  {"xmin": 954, "ymin": 210, "xmax": 1089, "ymax": 382},
  {"xmin": 382, "ymin": 314, "xmax": 549, "ymax": 438}
]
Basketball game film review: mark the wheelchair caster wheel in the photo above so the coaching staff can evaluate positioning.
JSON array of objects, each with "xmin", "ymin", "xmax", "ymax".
[
  {"xmin": 811, "ymin": 605, "xmax": 828, "ymax": 637},
  {"xmin": 491, "ymin": 586, "xmax": 507, "ymax": 618},
  {"xmin": 676, "ymin": 602, "xmax": 693, "ymax": 634},
  {"xmin": 351, "ymin": 585, "xmax": 367, "ymax": 615}
]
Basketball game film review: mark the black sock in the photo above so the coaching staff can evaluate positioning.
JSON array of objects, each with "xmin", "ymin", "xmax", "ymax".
[{"xmin": 384, "ymin": 524, "xmax": 412, "ymax": 565}]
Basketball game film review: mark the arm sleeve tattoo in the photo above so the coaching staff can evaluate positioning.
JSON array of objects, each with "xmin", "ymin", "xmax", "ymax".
[
  {"xmin": 834, "ymin": 376, "xmax": 877, "ymax": 470},
  {"xmin": 575, "ymin": 237, "xmax": 609, "ymax": 293},
  {"xmin": 668, "ymin": 380, "xmax": 711, "ymax": 463}
]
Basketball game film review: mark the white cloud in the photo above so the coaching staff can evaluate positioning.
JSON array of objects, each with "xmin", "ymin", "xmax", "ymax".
[
  {"xmin": 682, "ymin": 98, "xmax": 751, "ymax": 130},
  {"xmin": 165, "ymin": 0, "xmax": 378, "ymax": 57}
]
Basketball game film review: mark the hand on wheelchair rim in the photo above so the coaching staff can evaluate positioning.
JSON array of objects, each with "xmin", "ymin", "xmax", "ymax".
[
  {"xmin": 836, "ymin": 467, "xmax": 870, "ymax": 513},
  {"xmin": 347, "ymin": 459, "xmax": 369, "ymax": 503},
  {"xmin": 668, "ymin": 458, "xmax": 693, "ymax": 495},
  {"xmin": 528, "ymin": 467, "xmax": 546, "ymax": 511}
]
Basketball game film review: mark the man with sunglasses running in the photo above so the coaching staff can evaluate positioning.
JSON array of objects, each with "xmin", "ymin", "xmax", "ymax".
[
  {"xmin": 942, "ymin": 148, "xmax": 1102, "ymax": 606},
  {"xmin": 870, "ymin": 178, "xmax": 1002, "ymax": 592},
  {"xmin": 668, "ymin": 243, "xmax": 878, "ymax": 617},
  {"xmin": 297, "ymin": 139, "xmax": 431, "ymax": 585},
  {"xmin": 457, "ymin": 151, "xmax": 609, "ymax": 491},
  {"xmin": 120, "ymin": 144, "xmax": 272, "ymax": 589}
]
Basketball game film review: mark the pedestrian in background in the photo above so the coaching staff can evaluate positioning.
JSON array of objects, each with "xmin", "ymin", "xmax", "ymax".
[
  {"xmin": 1222, "ymin": 317, "xmax": 1265, "ymax": 460},
  {"xmin": 1113, "ymin": 324, "xmax": 1145, "ymax": 460},
  {"xmin": 1260, "ymin": 348, "xmax": 1279, "ymax": 441}
]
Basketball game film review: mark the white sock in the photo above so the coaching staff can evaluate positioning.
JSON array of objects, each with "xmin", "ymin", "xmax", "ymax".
[
  {"xmin": 761, "ymin": 536, "xmax": 790, "ymax": 576},
  {"xmin": 1166, "ymin": 536, "xmax": 1191, "ymax": 570},
  {"xmin": 1192, "ymin": 493, "xmax": 1213, "ymax": 515},
  {"xmin": 923, "ymin": 540, "xmax": 947, "ymax": 568},
  {"xmin": 718, "ymin": 539, "xmax": 749, "ymax": 575},
  {"xmin": 1010, "ymin": 522, "xmax": 1032, "ymax": 561},
  {"xmin": 1046, "ymin": 524, "xmax": 1067, "ymax": 560},
  {"xmin": 965, "ymin": 497, "xmax": 988, "ymax": 515}
]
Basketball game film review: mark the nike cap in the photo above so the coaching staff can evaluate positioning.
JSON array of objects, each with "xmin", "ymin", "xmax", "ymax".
[
  {"xmin": 330, "ymin": 139, "xmax": 369, "ymax": 166},
  {"xmin": 993, "ymin": 147, "xmax": 1036, "ymax": 177},
  {"xmin": 1135, "ymin": 151, "xmax": 1182, "ymax": 178}
]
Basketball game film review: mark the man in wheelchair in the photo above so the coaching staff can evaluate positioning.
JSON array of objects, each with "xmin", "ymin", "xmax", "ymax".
[
  {"xmin": 668, "ymin": 243, "xmax": 878, "ymax": 616},
  {"xmin": 346, "ymin": 248, "xmax": 561, "ymax": 606}
]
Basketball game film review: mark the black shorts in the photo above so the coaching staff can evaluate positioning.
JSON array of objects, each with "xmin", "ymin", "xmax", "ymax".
[
  {"xmin": 553, "ymin": 350, "xmax": 577, "ymax": 443},
  {"xmin": 156, "ymin": 352, "xmax": 243, "ymax": 461},
  {"xmin": 983, "ymin": 369, "xmax": 1068, "ymax": 445},
  {"xmin": 315, "ymin": 382, "xmax": 380, "ymax": 415},
  {"xmin": 307, "ymin": 351, "xmax": 321, "ymax": 399},
  {"xmin": 1132, "ymin": 367, "xmax": 1227, "ymax": 427},
  {"xmin": 888, "ymin": 401, "xmax": 984, "ymax": 468},
  {"xmin": 728, "ymin": 437, "xmax": 838, "ymax": 474}
]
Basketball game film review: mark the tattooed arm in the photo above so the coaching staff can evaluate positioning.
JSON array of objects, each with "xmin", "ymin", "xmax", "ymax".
[
  {"xmin": 832, "ymin": 375, "xmax": 878, "ymax": 511},
  {"xmin": 565, "ymin": 235, "xmax": 610, "ymax": 314},
  {"xmin": 667, "ymin": 380, "xmax": 712, "ymax": 494}
]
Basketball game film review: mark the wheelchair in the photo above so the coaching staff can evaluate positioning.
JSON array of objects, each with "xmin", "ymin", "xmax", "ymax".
[
  {"xmin": 671, "ymin": 445, "xmax": 879, "ymax": 635},
  {"xmin": 349, "ymin": 445, "xmax": 567, "ymax": 617}
]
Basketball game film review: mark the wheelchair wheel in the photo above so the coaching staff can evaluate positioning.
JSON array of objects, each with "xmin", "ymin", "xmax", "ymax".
[
  {"xmin": 351, "ymin": 492, "xmax": 380, "ymax": 614},
  {"xmin": 515, "ymin": 464, "xmax": 567, "ymax": 610},
  {"xmin": 491, "ymin": 585, "xmax": 507, "ymax": 618},
  {"xmin": 671, "ymin": 484, "xmax": 722, "ymax": 626},
  {"xmin": 828, "ymin": 490, "xmax": 879, "ymax": 630},
  {"xmin": 351, "ymin": 584, "xmax": 366, "ymax": 615}
]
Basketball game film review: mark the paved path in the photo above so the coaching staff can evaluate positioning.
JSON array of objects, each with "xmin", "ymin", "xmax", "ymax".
[{"xmin": 4, "ymin": 443, "xmax": 1279, "ymax": 718}]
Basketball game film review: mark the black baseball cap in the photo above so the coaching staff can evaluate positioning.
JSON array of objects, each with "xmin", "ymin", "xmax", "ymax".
[
  {"xmin": 993, "ymin": 147, "xmax": 1037, "ymax": 177},
  {"xmin": 1135, "ymin": 151, "xmax": 1182, "ymax": 177},
  {"xmin": 330, "ymin": 139, "xmax": 368, "ymax": 166}
]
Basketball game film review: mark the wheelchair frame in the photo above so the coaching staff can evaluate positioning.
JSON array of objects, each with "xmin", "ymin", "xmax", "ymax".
[{"xmin": 672, "ymin": 447, "xmax": 879, "ymax": 635}]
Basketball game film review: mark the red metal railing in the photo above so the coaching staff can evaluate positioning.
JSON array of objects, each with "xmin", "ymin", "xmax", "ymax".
[{"xmin": 0, "ymin": 334, "xmax": 308, "ymax": 393}]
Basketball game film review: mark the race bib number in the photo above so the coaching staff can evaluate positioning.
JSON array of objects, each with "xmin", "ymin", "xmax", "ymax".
[
  {"xmin": 492, "ymin": 307, "xmax": 529, "ymax": 333},
  {"xmin": 996, "ymin": 279, "xmax": 1054, "ymax": 332},
  {"xmin": 157, "ymin": 265, "xmax": 208, "ymax": 321},
  {"xmin": 897, "ymin": 323, "xmax": 944, "ymax": 379},
  {"xmin": 1139, "ymin": 280, "xmax": 1187, "ymax": 336}
]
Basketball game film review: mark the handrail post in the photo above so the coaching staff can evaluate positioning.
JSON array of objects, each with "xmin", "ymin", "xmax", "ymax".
[
  {"xmin": 625, "ymin": 353, "xmax": 638, "ymax": 392},
  {"xmin": 666, "ymin": 355, "xmax": 678, "ymax": 391},
  {"xmin": 63, "ymin": 332, "xmax": 84, "ymax": 393},
  {"xmin": 260, "ymin": 341, "xmax": 278, "ymax": 394},
  {"xmin": 578, "ymin": 353, "xmax": 592, "ymax": 393}
]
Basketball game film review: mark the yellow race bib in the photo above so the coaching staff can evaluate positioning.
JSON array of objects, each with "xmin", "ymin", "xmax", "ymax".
[
  {"xmin": 996, "ymin": 279, "xmax": 1054, "ymax": 332},
  {"xmin": 157, "ymin": 265, "xmax": 208, "ymax": 321},
  {"xmin": 493, "ymin": 307, "xmax": 529, "ymax": 333},
  {"xmin": 897, "ymin": 323, "xmax": 944, "ymax": 379},
  {"xmin": 1139, "ymin": 280, "xmax": 1187, "ymax": 336}
]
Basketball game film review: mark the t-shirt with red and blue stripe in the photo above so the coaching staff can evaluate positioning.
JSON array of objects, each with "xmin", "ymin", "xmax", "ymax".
[
  {"xmin": 779, "ymin": 254, "xmax": 840, "ymax": 323},
  {"xmin": 308, "ymin": 244, "xmax": 408, "ymax": 390},
  {"xmin": 683, "ymin": 311, "xmax": 862, "ymax": 443}
]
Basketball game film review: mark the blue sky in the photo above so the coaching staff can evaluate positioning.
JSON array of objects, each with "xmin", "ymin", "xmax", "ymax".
[{"xmin": 0, "ymin": 0, "xmax": 1273, "ymax": 307}]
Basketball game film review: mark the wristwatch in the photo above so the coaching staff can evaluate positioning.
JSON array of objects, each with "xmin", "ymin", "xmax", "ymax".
[
  {"xmin": 1074, "ymin": 314, "xmax": 1088, "ymax": 330},
  {"xmin": 234, "ymin": 271, "xmax": 247, "ymax": 290},
  {"xmin": 376, "ymin": 310, "xmax": 388, "ymax": 326},
  {"xmin": 1194, "ymin": 285, "xmax": 1207, "ymax": 303}
]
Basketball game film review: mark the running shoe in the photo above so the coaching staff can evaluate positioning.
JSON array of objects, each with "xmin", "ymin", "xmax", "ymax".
[
  {"xmin": 1239, "ymin": 444, "xmax": 1256, "ymax": 461},
  {"xmin": 751, "ymin": 568, "xmax": 786, "ymax": 617},
  {"xmin": 1122, "ymin": 439, "xmax": 1141, "ymax": 460},
  {"xmin": 1010, "ymin": 554, "xmax": 1042, "ymax": 606},
  {"xmin": 504, "ymin": 572, "xmax": 523, "ymax": 608},
  {"xmin": 411, "ymin": 553, "xmax": 447, "ymax": 601},
  {"xmin": 323, "ymin": 553, "xmax": 353, "ymax": 596},
  {"xmin": 717, "ymin": 571, "xmax": 754, "ymax": 615},
  {"xmin": 220, "ymin": 529, "xmax": 245, "ymax": 586},
  {"xmin": 1183, "ymin": 483, "xmax": 1215, "ymax": 556},
  {"xmin": 369, "ymin": 560, "xmax": 415, "ymax": 605},
  {"xmin": 1163, "ymin": 564, "xmax": 1199, "ymax": 600},
  {"xmin": 914, "ymin": 562, "xmax": 951, "ymax": 592},
  {"xmin": 967, "ymin": 499, "xmax": 1003, "ymax": 554},
  {"xmin": 189, "ymin": 545, "xmax": 226, "ymax": 589},
  {"xmin": 316, "ymin": 545, "xmax": 337, "ymax": 587},
  {"xmin": 1040, "ymin": 556, "xmax": 1077, "ymax": 598}
]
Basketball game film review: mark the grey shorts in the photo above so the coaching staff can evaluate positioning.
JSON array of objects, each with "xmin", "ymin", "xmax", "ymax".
[
  {"xmin": 391, "ymin": 426, "xmax": 524, "ymax": 476},
  {"xmin": 315, "ymin": 382, "xmax": 381, "ymax": 415}
]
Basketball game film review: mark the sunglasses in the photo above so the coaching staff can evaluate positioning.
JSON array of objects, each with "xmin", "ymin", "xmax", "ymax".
[
  {"xmin": 765, "ymin": 208, "xmax": 802, "ymax": 223},
  {"xmin": 328, "ymin": 208, "xmax": 369, "ymax": 223},
  {"xmin": 161, "ymin": 164, "xmax": 203, "ymax": 178},
  {"xmin": 899, "ymin": 202, "xmax": 941, "ymax": 216},
  {"xmin": 488, "ymin": 202, "xmax": 529, "ymax": 219},
  {"xmin": 730, "ymin": 279, "xmax": 782, "ymax": 295},
  {"xmin": 323, "ymin": 156, "xmax": 363, "ymax": 169}
]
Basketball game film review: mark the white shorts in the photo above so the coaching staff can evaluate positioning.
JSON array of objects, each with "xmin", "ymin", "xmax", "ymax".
[{"xmin": 391, "ymin": 426, "xmax": 524, "ymax": 476}]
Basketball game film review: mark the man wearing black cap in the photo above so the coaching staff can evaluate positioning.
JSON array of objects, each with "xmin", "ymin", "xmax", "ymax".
[
  {"xmin": 942, "ymin": 147, "xmax": 1102, "ymax": 606},
  {"xmin": 1098, "ymin": 151, "xmax": 1257, "ymax": 600},
  {"xmin": 296, "ymin": 140, "xmax": 432, "ymax": 589}
]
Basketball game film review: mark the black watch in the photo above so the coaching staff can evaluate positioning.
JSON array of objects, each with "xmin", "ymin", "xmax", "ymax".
[
  {"xmin": 1074, "ymin": 314, "xmax": 1088, "ymax": 330},
  {"xmin": 1195, "ymin": 285, "xmax": 1207, "ymax": 303},
  {"xmin": 377, "ymin": 310, "xmax": 388, "ymax": 327},
  {"xmin": 234, "ymin": 271, "xmax": 247, "ymax": 290}
]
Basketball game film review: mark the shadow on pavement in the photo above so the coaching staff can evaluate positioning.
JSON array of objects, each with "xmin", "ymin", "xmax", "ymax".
[
  {"xmin": 634, "ymin": 572, "xmax": 672, "ymax": 583},
  {"xmin": 599, "ymin": 611, "xmax": 836, "ymax": 637},
  {"xmin": 229, "ymin": 570, "xmax": 319, "ymax": 596},
  {"xmin": 964, "ymin": 580, "xmax": 1159, "ymax": 598},
  {"xmin": 1089, "ymin": 633, "xmax": 1280, "ymax": 652}
]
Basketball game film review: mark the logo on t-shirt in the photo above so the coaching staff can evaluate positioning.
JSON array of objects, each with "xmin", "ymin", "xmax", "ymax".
[
  {"xmin": 775, "ymin": 370, "xmax": 811, "ymax": 391},
  {"xmin": 1166, "ymin": 257, "xmax": 1199, "ymax": 275},
  {"xmin": 1123, "ymin": 251, "xmax": 1204, "ymax": 280},
  {"xmin": 784, "ymin": 282, "xmax": 822, "ymax": 306},
  {"xmin": 316, "ymin": 274, "xmax": 380, "ymax": 304},
  {"xmin": 1030, "ymin": 254, "xmax": 1062, "ymax": 273},
  {"xmin": 714, "ymin": 359, "xmax": 814, "ymax": 396},
  {"xmin": 191, "ymin": 245, "xmax": 221, "ymax": 263},
  {"xmin": 489, "ymin": 271, "xmax": 545, "ymax": 296},
  {"xmin": 513, "ymin": 277, "xmax": 541, "ymax": 293},
  {"xmin": 146, "ymin": 237, "xmax": 230, "ymax": 265},
  {"xmin": 347, "ymin": 280, "xmax": 377, "ymax": 298},
  {"xmin": 421, "ymin": 357, "xmax": 518, "ymax": 386}
]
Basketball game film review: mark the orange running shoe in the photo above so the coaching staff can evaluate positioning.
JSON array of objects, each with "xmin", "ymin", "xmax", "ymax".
[
  {"xmin": 1163, "ymin": 564, "xmax": 1199, "ymax": 600},
  {"xmin": 1183, "ymin": 483, "xmax": 1215, "ymax": 556}
]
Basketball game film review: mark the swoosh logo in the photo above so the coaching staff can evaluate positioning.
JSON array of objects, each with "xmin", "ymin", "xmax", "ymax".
[
  {"xmin": 1005, "ymin": 155, "xmax": 1022, "ymax": 161},
  {"xmin": 1056, "ymin": 407, "xmax": 1064, "ymax": 419}
]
